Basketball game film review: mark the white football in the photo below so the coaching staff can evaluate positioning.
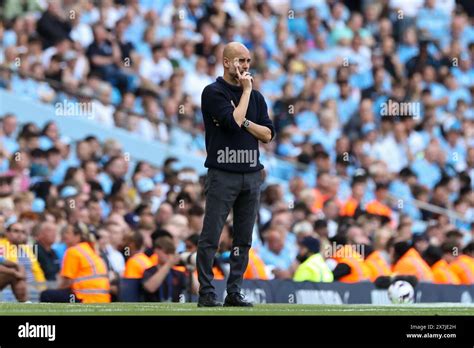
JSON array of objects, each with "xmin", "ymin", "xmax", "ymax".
[{"xmin": 388, "ymin": 280, "xmax": 415, "ymax": 304}]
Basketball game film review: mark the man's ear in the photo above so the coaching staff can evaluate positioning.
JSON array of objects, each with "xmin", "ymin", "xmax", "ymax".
[{"xmin": 223, "ymin": 57, "xmax": 230, "ymax": 69}]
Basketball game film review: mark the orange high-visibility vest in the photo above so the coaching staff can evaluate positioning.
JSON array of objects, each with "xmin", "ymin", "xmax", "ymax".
[
  {"xmin": 365, "ymin": 200, "xmax": 392, "ymax": 218},
  {"xmin": 61, "ymin": 242, "xmax": 111, "ymax": 303},
  {"xmin": 340, "ymin": 197, "xmax": 359, "ymax": 217},
  {"xmin": 311, "ymin": 188, "xmax": 329, "ymax": 213},
  {"xmin": 393, "ymin": 248, "xmax": 434, "ymax": 282},
  {"xmin": 333, "ymin": 245, "xmax": 371, "ymax": 283},
  {"xmin": 244, "ymin": 249, "xmax": 268, "ymax": 280},
  {"xmin": 124, "ymin": 252, "xmax": 154, "ymax": 279},
  {"xmin": 213, "ymin": 266, "xmax": 225, "ymax": 280},
  {"xmin": 449, "ymin": 255, "xmax": 474, "ymax": 285},
  {"xmin": 432, "ymin": 259, "xmax": 461, "ymax": 284},
  {"xmin": 365, "ymin": 250, "xmax": 391, "ymax": 281},
  {"xmin": 149, "ymin": 253, "xmax": 159, "ymax": 266}
]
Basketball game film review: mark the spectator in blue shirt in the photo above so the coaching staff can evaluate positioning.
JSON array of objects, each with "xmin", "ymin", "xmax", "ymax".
[
  {"xmin": 259, "ymin": 228, "xmax": 295, "ymax": 278},
  {"xmin": 411, "ymin": 143, "xmax": 442, "ymax": 190}
]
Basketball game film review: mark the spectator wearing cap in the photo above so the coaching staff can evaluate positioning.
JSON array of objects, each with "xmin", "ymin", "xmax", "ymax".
[{"xmin": 294, "ymin": 236, "xmax": 333, "ymax": 283}]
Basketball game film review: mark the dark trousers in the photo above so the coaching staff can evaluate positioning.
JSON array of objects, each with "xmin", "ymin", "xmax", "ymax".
[
  {"xmin": 197, "ymin": 168, "xmax": 262, "ymax": 296},
  {"xmin": 40, "ymin": 288, "xmax": 80, "ymax": 303}
]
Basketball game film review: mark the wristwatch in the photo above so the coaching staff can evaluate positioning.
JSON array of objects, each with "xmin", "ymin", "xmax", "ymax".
[{"xmin": 242, "ymin": 118, "xmax": 250, "ymax": 128}]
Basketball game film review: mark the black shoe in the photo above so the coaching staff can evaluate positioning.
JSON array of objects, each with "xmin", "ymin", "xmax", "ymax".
[
  {"xmin": 197, "ymin": 293, "xmax": 222, "ymax": 307},
  {"xmin": 224, "ymin": 292, "xmax": 253, "ymax": 307}
]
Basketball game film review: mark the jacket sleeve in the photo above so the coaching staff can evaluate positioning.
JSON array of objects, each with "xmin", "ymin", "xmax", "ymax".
[
  {"xmin": 201, "ymin": 85, "xmax": 242, "ymax": 133},
  {"xmin": 256, "ymin": 91, "xmax": 275, "ymax": 141}
]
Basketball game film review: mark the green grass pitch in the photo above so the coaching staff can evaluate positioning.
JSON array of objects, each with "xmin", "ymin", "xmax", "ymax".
[{"xmin": 0, "ymin": 303, "xmax": 473, "ymax": 316}]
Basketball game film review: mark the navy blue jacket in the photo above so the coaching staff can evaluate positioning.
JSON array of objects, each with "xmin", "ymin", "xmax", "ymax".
[{"xmin": 201, "ymin": 77, "xmax": 275, "ymax": 173}]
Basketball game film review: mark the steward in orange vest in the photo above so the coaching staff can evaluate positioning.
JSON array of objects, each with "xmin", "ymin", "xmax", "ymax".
[
  {"xmin": 244, "ymin": 248, "xmax": 268, "ymax": 280},
  {"xmin": 331, "ymin": 237, "xmax": 371, "ymax": 283},
  {"xmin": 365, "ymin": 250, "xmax": 391, "ymax": 281},
  {"xmin": 449, "ymin": 242, "xmax": 474, "ymax": 285},
  {"xmin": 340, "ymin": 176, "xmax": 366, "ymax": 217},
  {"xmin": 124, "ymin": 231, "xmax": 153, "ymax": 279},
  {"xmin": 392, "ymin": 242, "xmax": 434, "ymax": 282},
  {"xmin": 40, "ymin": 223, "xmax": 111, "ymax": 303},
  {"xmin": 365, "ymin": 183, "xmax": 392, "ymax": 220},
  {"xmin": 422, "ymin": 244, "xmax": 460, "ymax": 285},
  {"xmin": 310, "ymin": 172, "xmax": 332, "ymax": 213}
]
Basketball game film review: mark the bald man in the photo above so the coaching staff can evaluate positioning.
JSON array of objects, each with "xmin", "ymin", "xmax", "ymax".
[{"xmin": 197, "ymin": 42, "xmax": 274, "ymax": 307}]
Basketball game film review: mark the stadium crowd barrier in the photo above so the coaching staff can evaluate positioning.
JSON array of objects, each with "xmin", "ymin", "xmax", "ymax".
[
  {"xmin": 1, "ymin": 279, "xmax": 472, "ymax": 304},
  {"xmin": 117, "ymin": 278, "xmax": 474, "ymax": 305}
]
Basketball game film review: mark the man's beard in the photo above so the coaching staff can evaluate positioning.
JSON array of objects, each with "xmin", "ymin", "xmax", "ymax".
[
  {"xmin": 230, "ymin": 72, "xmax": 239, "ymax": 84},
  {"xmin": 296, "ymin": 252, "xmax": 310, "ymax": 263}
]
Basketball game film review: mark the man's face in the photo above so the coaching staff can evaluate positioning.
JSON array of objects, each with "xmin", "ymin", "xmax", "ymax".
[
  {"xmin": 108, "ymin": 225, "xmax": 124, "ymax": 248},
  {"xmin": 39, "ymin": 223, "xmax": 57, "ymax": 245},
  {"xmin": 0, "ymin": 178, "xmax": 13, "ymax": 197},
  {"xmin": 225, "ymin": 50, "xmax": 251, "ymax": 82},
  {"xmin": 3, "ymin": 116, "xmax": 17, "ymax": 135},
  {"xmin": 6, "ymin": 223, "xmax": 27, "ymax": 245},
  {"xmin": 87, "ymin": 199, "xmax": 99, "ymax": 212},
  {"xmin": 156, "ymin": 248, "xmax": 170, "ymax": 265},
  {"xmin": 97, "ymin": 229, "xmax": 110, "ymax": 248},
  {"xmin": 62, "ymin": 226, "xmax": 79, "ymax": 248}
]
